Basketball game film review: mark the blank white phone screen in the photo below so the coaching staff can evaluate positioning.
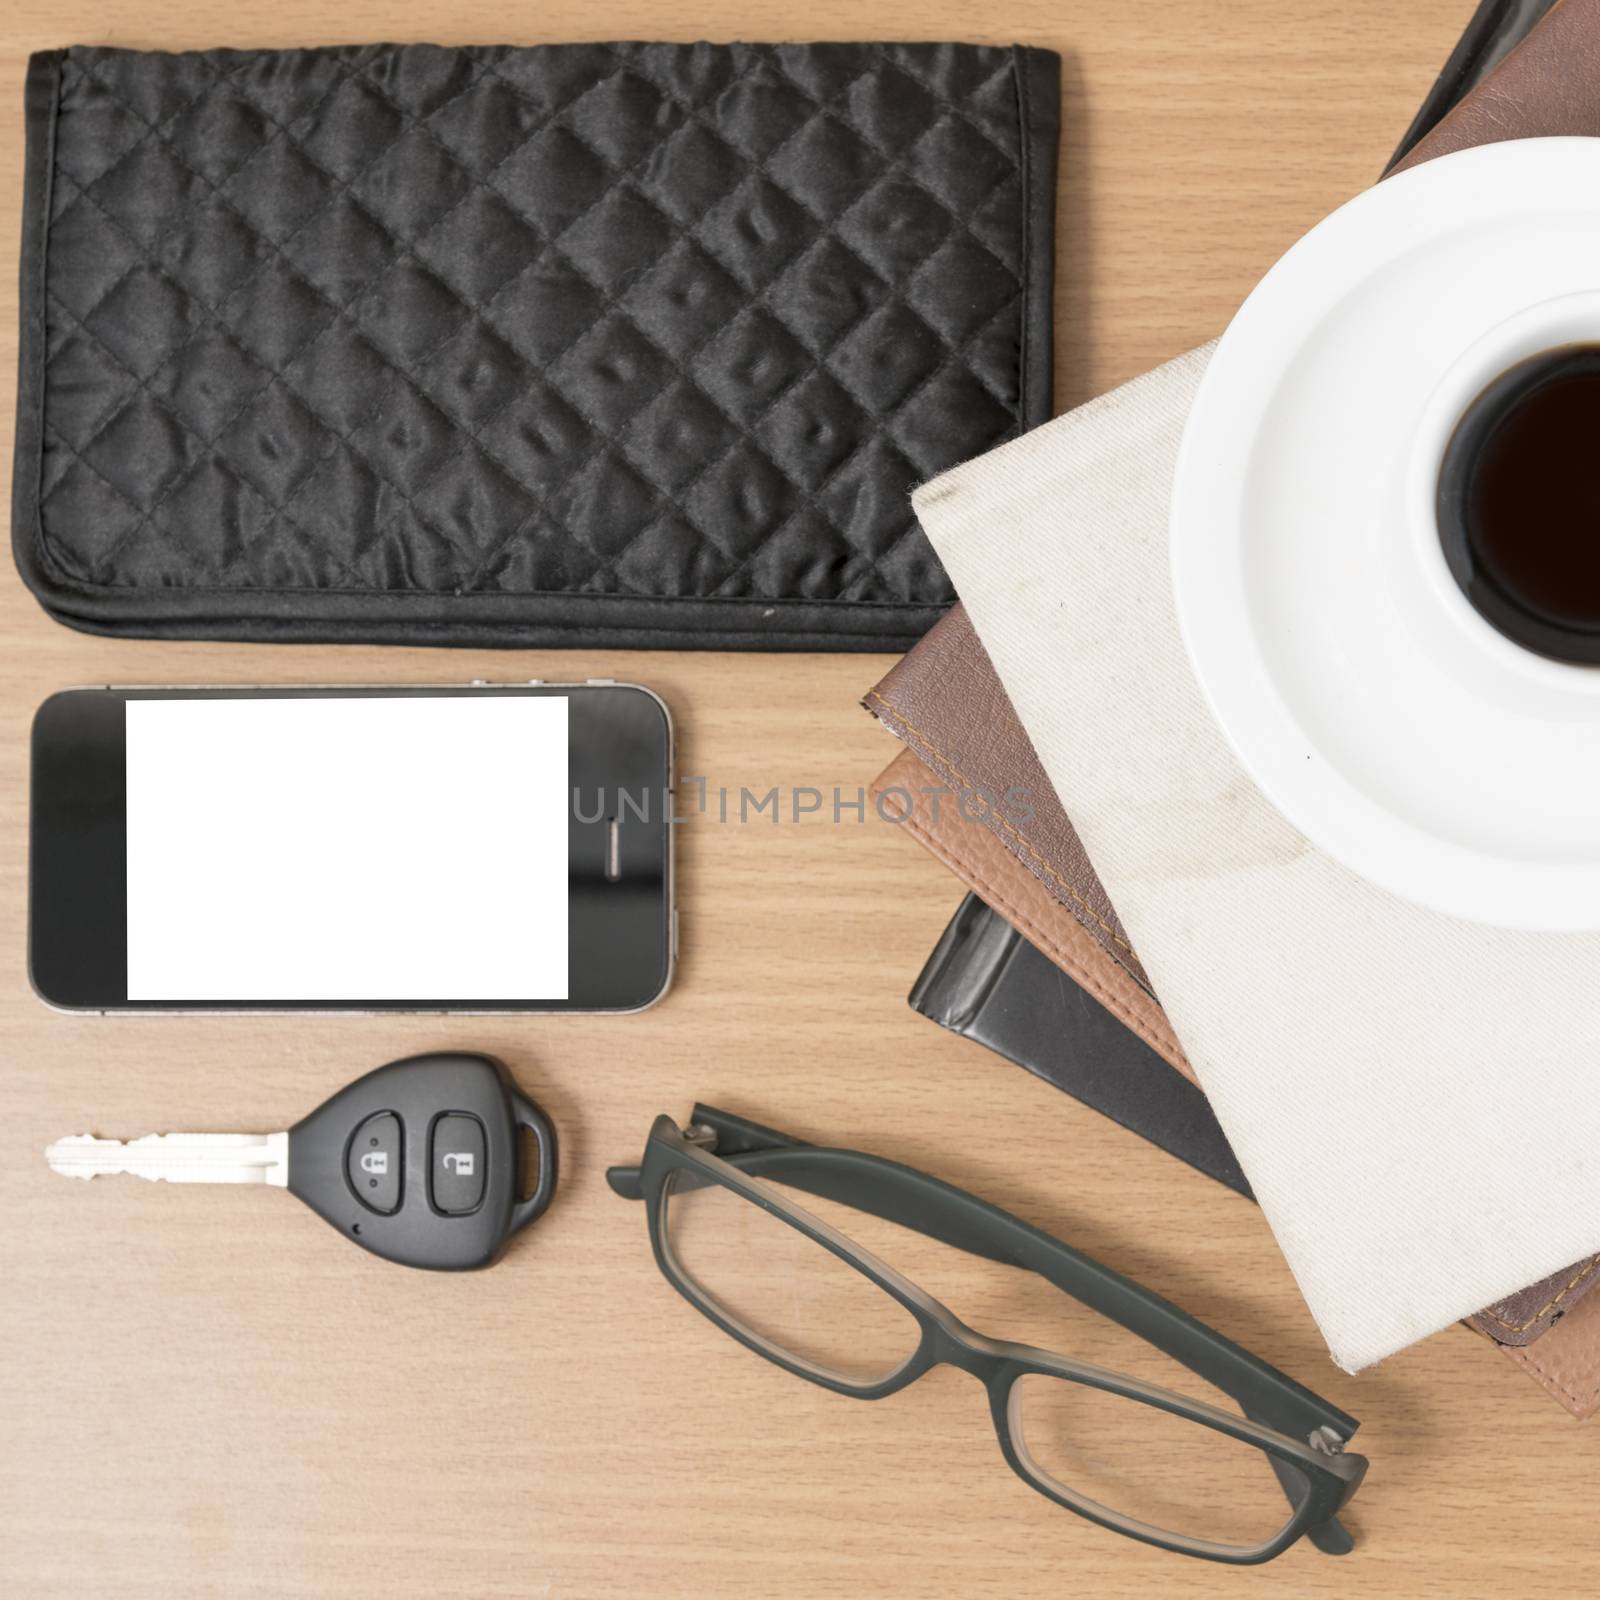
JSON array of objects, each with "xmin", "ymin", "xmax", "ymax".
[{"xmin": 124, "ymin": 696, "xmax": 568, "ymax": 1001}]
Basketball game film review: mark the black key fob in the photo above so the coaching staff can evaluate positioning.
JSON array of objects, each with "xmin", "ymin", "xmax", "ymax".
[{"xmin": 288, "ymin": 1052, "xmax": 557, "ymax": 1270}]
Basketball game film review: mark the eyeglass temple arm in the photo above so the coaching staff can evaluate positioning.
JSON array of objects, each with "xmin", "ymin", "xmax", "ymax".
[{"xmin": 606, "ymin": 1106, "xmax": 1357, "ymax": 1555}]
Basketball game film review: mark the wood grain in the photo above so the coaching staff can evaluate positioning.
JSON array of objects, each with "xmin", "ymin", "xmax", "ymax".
[{"xmin": 4, "ymin": 2, "xmax": 1591, "ymax": 1595}]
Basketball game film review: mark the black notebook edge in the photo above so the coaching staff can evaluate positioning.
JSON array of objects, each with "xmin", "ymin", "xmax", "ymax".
[
  {"xmin": 1386, "ymin": 0, "xmax": 1558, "ymax": 171},
  {"xmin": 910, "ymin": 895, "xmax": 1253, "ymax": 1197}
]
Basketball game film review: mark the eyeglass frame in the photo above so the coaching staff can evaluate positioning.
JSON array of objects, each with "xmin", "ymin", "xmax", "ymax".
[{"xmin": 607, "ymin": 1104, "xmax": 1367, "ymax": 1567}]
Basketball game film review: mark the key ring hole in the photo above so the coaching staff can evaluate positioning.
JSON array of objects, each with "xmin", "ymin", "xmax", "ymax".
[{"xmin": 516, "ymin": 1125, "xmax": 543, "ymax": 1204}]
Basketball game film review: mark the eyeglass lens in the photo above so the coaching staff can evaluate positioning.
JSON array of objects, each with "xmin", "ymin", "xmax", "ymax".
[
  {"xmin": 1007, "ymin": 1372, "xmax": 1307, "ymax": 1550},
  {"xmin": 661, "ymin": 1167, "xmax": 922, "ymax": 1387}
]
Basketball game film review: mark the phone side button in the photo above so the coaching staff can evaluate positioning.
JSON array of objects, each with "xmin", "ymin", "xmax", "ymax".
[{"xmin": 672, "ymin": 907, "xmax": 680, "ymax": 961}]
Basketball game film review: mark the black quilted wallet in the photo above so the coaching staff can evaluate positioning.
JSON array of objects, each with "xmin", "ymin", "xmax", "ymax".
[{"xmin": 15, "ymin": 43, "xmax": 1058, "ymax": 650}]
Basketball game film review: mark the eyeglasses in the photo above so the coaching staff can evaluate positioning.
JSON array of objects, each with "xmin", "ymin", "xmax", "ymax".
[{"xmin": 607, "ymin": 1106, "xmax": 1367, "ymax": 1566}]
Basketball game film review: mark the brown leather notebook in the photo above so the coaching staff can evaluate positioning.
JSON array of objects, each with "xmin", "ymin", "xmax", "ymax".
[
  {"xmin": 867, "ymin": 0, "xmax": 1600, "ymax": 1417},
  {"xmin": 866, "ymin": 609, "xmax": 1188, "ymax": 1080}
]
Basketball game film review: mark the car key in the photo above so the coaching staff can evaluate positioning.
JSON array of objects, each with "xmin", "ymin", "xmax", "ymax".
[{"xmin": 44, "ymin": 1051, "xmax": 558, "ymax": 1271}]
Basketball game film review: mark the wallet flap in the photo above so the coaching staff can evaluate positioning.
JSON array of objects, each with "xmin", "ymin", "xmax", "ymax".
[{"xmin": 14, "ymin": 42, "xmax": 1059, "ymax": 650}]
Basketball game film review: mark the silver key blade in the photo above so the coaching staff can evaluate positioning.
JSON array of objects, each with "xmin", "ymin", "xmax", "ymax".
[{"xmin": 45, "ymin": 1131, "xmax": 289, "ymax": 1186}]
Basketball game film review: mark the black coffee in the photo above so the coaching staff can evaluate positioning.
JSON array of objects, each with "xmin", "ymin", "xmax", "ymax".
[{"xmin": 1437, "ymin": 344, "xmax": 1600, "ymax": 663}]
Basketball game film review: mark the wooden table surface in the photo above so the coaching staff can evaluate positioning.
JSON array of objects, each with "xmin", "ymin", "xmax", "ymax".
[{"xmin": 6, "ymin": 1, "xmax": 1592, "ymax": 1595}]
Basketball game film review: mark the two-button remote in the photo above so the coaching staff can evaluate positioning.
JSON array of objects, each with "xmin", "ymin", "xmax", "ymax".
[
  {"xmin": 289, "ymin": 1053, "xmax": 553, "ymax": 1267},
  {"xmin": 45, "ymin": 1052, "xmax": 558, "ymax": 1272}
]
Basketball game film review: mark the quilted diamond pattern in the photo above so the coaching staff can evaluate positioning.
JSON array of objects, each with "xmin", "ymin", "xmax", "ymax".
[{"xmin": 20, "ymin": 42, "xmax": 1056, "ymax": 645}]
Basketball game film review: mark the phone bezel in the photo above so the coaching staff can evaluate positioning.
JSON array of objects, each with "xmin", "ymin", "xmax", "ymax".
[{"xmin": 29, "ymin": 682, "xmax": 675, "ymax": 1015}]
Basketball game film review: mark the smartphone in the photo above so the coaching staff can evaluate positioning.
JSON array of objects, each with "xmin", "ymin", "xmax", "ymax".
[{"xmin": 29, "ymin": 682, "xmax": 674, "ymax": 1014}]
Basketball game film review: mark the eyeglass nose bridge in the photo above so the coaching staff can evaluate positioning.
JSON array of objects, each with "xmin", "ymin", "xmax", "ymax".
[{"xmin": 916, "ymin": 1308, "xmax": 1030, "ymax": 1391}]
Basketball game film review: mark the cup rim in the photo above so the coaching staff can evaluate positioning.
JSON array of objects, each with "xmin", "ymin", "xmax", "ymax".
[{"xmin": 1405, "ymin": 290, "xmax": 1600, "ymax": 694}]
